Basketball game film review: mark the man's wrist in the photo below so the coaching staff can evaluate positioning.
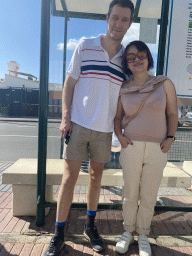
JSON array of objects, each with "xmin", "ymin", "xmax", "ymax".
[{"xmin": 62, "ymin": 116, "xmax": 71, "ymax": 122}]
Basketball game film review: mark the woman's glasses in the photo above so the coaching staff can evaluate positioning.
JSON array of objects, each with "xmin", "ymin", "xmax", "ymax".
[{"xmin": 126, "ymin": 50, "xmax": 147, "ymax": 63}]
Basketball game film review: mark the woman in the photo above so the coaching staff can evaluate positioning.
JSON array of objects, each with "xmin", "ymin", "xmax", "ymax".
[{"xmin": 114, "ymin": 41, "xmax": 178, "ymax": 256}]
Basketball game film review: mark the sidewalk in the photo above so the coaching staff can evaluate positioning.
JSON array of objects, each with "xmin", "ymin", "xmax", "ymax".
[{"xmin": 1, "ymin": 162, "xmax": 192, "ymax": 255}]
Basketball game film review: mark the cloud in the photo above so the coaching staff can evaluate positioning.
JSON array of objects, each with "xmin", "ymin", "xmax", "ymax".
[
  {"xmin": 57, "ymin": 43, "xmax": 64, "ymax": 51},
  {"xmin": 57, "ymin": 36, "xmax": 94, "ymax": 51},
  {"xmin": 122, "ymin": 23, "xmax": 160, "ymax": 54},
  {"xmin": 122, "ymin": 23, "xmax": 140, "ymax": 46},
  {"xmin": 57, "ymin": 23, "xmax": 160, "ymax": 54}
]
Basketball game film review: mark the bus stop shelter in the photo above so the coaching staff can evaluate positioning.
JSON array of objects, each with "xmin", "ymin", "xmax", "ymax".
[{"xmin": 36, "ymin": 0, "xmax": 171, "ymax": 226}]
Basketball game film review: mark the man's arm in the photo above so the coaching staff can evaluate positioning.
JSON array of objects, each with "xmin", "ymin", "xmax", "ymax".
[{"xmin": 59, "ymin": 74, "xmax": 78, "ymax": 139}]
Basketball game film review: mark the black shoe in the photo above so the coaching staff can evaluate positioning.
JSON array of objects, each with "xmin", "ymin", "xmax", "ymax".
[
  {"xmin": 83, "ymin": 225, "xmax": 105, "ymax": 252},
  {"xmin": 44, "ymin": 236, "xmax": 65, "ymax": 256}
]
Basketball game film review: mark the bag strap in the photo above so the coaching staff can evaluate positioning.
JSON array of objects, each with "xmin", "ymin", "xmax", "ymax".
[{"xmin": 124, "ymin": 81, "xmax": 164, "ymax": 127}]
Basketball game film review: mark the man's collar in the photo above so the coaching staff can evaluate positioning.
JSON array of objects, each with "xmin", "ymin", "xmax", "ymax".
[
  {"xmin": 118, "ymin": 45, "xmax": 125, "ymax": 57},
  {"xmin": 93, "ymin": 35, "xmax": 102, "ymax": 48},
  {"xmin": 93, "ymin": 35, "xmax": 125, "ymax": 57}
]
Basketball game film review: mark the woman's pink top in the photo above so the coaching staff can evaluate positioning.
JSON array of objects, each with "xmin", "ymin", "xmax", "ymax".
[{"xmin": 119, "ymin": 75, "xmax": 169, "ymax": 143}]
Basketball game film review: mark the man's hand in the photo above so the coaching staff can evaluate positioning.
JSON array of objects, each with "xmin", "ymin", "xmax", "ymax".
[
  {"xmin": 59, "ymin": 119, "xmax": 72, "ymax": 139},
  {"xmin": 160, "ymin": 138, "xmax": 173, "ymax": 153},
  {"xmin": 118, "ymin": 134, "xmax": 133, "ymax": 148}
]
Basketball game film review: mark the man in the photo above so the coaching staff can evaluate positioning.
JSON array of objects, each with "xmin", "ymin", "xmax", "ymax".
[{"xmin": 44, "ymin": 1, "xmax": 134, "ymax": 255}]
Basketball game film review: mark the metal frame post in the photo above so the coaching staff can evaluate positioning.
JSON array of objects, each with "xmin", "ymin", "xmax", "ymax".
[
  {"xmin": 60, "ymin": 15, "xmax": 68, "ymax": 159},
  {"xmin": 156, "ymin": 0, "xmax": 170, "ymax": 75},
  {"xmin": 36, "ymin": 0, "xmax": 51, "ymax": 227}
]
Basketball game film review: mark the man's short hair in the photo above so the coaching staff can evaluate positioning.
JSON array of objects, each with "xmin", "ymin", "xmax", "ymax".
[{"xmin": 108, "ymin": 0, "xmax": 135, "ymax": 22}]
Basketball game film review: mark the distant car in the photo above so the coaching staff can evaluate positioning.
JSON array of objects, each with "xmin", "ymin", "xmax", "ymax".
[
  {"xmin": 184, "ymin": 112, "xmax": 192, "ymax": 126},
  {"xmin": 186, "ymin": 112, "xmax": 192, "ymax": 118},
  {"xmin": 178, "ymin": 108, "xmax": 185, "ymax": 127}
]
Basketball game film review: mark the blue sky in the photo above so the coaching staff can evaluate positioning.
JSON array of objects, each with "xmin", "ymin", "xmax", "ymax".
[{"xmin": 0, "ymin": 0, "xmax": 159, "ymax": 84}]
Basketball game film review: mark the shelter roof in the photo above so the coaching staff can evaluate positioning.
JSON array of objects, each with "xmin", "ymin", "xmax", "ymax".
[{"xmin": 52, "ymin": 0, "xmax": 162, "ymax": 21}]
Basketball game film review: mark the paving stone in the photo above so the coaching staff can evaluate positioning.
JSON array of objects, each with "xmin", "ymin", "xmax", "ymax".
[
  {"xmin": 76, "ymin": 208, "xmax": 86, "ymax": 234},
  {"xmin": 0, "ymin": 193, "xmax": 12, "ymax": 208},
  {"xmin": 0, "ymin": 184, "xmax": 7, "ymax": 192},
  {"xmin": 10, "ymin": 243, "xmax": 24, "ymax": 255},
  {"xmin": 1, "ymin": 184, "xmax": 12, "ymax": 192},
  {"xmin": 152, "ymin": 213, "xmax": 170, "ymax": 235},
  {"xmin": 0, "ymin": 243, "xmax": 14, "ymax": 256},
  {"xmin": 41, "ymin": 244, "xmax": 49, "ymax": 256},
  {"xmin": 5, "ymin": 201, "xmax": 11, "ymax": 209},
  {"xmin": 12, "ymin": 218, "xmax": 27, "ymax": 233},
  {"xmin": 67, "ymin": 209, "xmax": 79, "ymax": 234},
  {"xmin": 179, "ymin": 246, "xmax": 192, "ymax": 254},
  {"xmin": 30, "ymin": 243, "xmax": 45, "ymax": 256},
  {"xmin": 0, "ymin": 209, "xmax": 14, "ymax": 232},
  {"xmin": 0, "ymin": 192, "xmax": 11, "ymax": 203},
  {"xmin": 83, "ymin": 245, "xmax": 93, "ymax": 255},
  {"xmin": 63, "ymin": 241, "xmax": 75, "ymax": 255},
  {"xmin": 73, "ymin": 244, "xmax": 84, "ymax": 255},
  {"xmin": 20, "ymin": 243, "xmax": 35, "ymax": 256},
  {"xmin": 0, "ymin": 209, "xmax": 11, "ymax": 222},
  {"xmin": 3, "ymin": 216, "xmax": 20, "ymax": 233},
  {"xmin": 100, "ymin": 210, "xmax": 110, "ymax": 235}
]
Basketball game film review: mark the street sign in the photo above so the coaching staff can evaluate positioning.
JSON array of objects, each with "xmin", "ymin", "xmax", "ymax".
[{"xmin": 166, "ymin": 0, "xmax": 192, "ymax": 97}]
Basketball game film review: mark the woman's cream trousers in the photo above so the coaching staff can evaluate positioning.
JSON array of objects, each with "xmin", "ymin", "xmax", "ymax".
[{"xmin": 120, "ymin": 141, "xmax": 167, "ymax": 235}]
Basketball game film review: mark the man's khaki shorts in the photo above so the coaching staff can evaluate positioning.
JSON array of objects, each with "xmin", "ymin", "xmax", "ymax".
[{"xmin": 63, "ymin": 123, "xmax": 112, "ymax": 163}]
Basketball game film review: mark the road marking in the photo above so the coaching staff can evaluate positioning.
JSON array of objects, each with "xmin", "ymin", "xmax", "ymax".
[
  {"xmin": 0, "ymin": 135, "xmax": 60, "ymax": 138},
  {"xmin": 176, "ymin": 140, "xmax": 192, "ymax": 143}
]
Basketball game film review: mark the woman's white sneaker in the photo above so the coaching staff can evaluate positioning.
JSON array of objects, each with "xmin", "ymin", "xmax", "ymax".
[
  {"xmin": 138, "ymin": 234, "xmax": 151, "ymax": 256},
  {"xmin": 115, "ymin": 232, "xmax": 134, "ymax": 254}
]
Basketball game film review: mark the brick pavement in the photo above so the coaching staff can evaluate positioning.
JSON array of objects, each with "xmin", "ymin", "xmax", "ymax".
[{"xmin": 1, "ymin": 162, "xmax": 192, "ymax": 255}]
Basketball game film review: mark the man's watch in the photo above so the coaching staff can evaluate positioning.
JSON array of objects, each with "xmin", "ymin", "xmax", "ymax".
[{"xmin": 167, "ymin": 135, "xmax": 176, "ymax": 141}]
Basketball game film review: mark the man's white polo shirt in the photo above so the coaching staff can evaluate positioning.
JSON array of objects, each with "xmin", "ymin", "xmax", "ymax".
[{"xmin": 67, "ymin": 35, "xmax": 126, "ymax": 133}]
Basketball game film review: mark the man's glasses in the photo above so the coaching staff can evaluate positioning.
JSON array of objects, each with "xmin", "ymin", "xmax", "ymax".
[{"xmin": 126, "ymin": 50, "xmax": 147, "ymax": 63}]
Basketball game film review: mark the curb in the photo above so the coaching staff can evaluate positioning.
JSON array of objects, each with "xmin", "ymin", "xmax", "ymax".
[{"xmin": 0, "ymin": 117, "xmax": 61, "ymax": 123}]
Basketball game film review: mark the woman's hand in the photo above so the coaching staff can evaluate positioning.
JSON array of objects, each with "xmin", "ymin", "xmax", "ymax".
[
  {"xmin": 118, "ymin": 134, "xmax": 133, "ymax": 148},
  {"xmin": 160, "ymin": 138, "xmax": 173, "ymax": 153}
]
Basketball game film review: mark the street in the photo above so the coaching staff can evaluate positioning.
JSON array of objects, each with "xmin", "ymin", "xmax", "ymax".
[
  {"xmin": 0, "ymin": 121, "xmax": 61, "ymax": 161},
  {"xmin": 0, "ymin": 121, "xmax": 192, "ymax": 162}
]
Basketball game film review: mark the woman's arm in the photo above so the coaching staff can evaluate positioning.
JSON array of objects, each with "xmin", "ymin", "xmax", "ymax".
[
  {"xmin": 114, "ymin": 97, "xmax": 133, "ymax": 148},
  {"xmin": 160, "ymin": 79, "xmax": 178, "ymax": 153}
]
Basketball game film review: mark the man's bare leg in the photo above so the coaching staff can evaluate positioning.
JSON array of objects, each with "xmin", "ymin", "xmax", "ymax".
[
  {"xmin": 87, "ymin": 160, "xmax": 104, "ymax": 211},
  {"xmin": 56, "ymin": 159, "xmax": 82, "ymax": 222},
  {"xmin": 44, "ymin": 159, "xmax": 82, "ymax": 256}
]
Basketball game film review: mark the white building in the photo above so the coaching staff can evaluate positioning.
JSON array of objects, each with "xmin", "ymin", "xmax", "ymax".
[{"xmin": 0, "ymin": 61, "xmax": 62, "ymax": 91}]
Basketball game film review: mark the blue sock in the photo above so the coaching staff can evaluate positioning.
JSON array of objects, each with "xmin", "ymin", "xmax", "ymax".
[
  {"xmin": 55, "ymin": 221, "xmax": 66, "ymax": 227},
  {"xmin": 87, "ymin": 210, "xmax": 97, "ymax": 216}
]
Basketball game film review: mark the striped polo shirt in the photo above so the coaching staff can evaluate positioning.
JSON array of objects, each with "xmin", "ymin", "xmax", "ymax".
[{"xmin": 67, "ymin": 35, "xmax": 126, "ymax": 132}]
